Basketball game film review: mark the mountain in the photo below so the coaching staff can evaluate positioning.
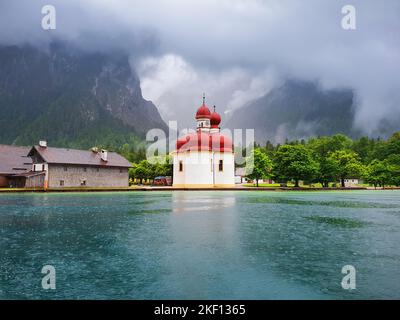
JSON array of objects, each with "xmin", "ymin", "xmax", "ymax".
[
  {"xmin": 0, "ymin": 43, "xmax": 167, "ymax": 149},
  {"xmin": 227, "ymin": 80, "xmax": 358, "ymax": 143}
]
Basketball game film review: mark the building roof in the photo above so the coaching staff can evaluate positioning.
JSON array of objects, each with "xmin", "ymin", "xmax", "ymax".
[
  {"xmin": 0, "ymin": 145, "xmax": 32, "ymax": 175},
  {"xmin": 210, "ymin": 110, "xmax": 221, "ymax": 128},
  {"xmin": 176, "ymin": 131, "xmax": 233, "ymax": 153},
  {"xmin": 28, "ymin": 146, "xmax": 132, "ymax": 168},
  {"xmin": 195, "ymin": 103, "xmax": 211, "ymax": 119},
  {"xmin": 176, "ymin": 99, "xmax": 232, "ymax": 153}
]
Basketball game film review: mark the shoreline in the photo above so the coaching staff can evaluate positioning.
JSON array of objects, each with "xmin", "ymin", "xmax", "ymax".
[{"xmin": 1, "ymin": 186, "xmax": 399, "ymax": 193}]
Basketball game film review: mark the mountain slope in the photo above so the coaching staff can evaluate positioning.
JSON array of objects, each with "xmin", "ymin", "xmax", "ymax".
[
  {"xmin": 0, "ymin": 43, "xmax": 167, "ymax": 149},
  {"xmin": 227, "ymin": 80, "xmax": 357, "ymax": 143}
]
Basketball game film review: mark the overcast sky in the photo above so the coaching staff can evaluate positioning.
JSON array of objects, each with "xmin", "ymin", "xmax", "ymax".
[{"xmin": 1, "ymin": 0, "xmax": 399, "ymax": 132}]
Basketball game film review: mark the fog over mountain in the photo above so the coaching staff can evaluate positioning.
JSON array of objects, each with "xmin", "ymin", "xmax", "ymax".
[
  {"xmin": 227, "ymin": 79, "xmax": 359, "ymax": 143},
  {"xmin": 0, "ymin": 43, "xmax": 167, "ymax": 148},
  {"xmin": 1, "ymin": 0, "xmax": 399, "ymax": 140}
]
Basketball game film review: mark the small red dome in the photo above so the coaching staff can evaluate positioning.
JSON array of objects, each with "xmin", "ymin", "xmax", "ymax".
[
  {"xmin": 210, "ymin": 111, "xmax": 221, "ymax": 127},
  {"xmin": 195, "ymin": 104, "xmax": 211, "ymax": 119}
]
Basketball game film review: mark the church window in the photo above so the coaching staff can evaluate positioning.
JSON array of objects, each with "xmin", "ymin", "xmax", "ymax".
[{"xmin": 219, "ymin": 160, "xmax": 223, "ymax": 172}]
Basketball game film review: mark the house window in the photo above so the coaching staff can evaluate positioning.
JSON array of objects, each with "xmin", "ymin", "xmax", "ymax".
[
  {"xmin": 219, "ymin": 160, "xmax": 223, "ymax": 172},
  {"xmin": 83, "ymin": 168, "xmax": 87, "ymax": 172},
  {"xmin": 179, "ymin": 161, "xmax": 183, "ymax": 172},
  {"xmin": 60, "ymin": 180, "xmax": 64, "ymax": 186},
  {"xmin": 42, "ymin": 164, "xmax": 45, "ymax": 171},
  {"xmin": 96, "ymin": 168, "xmax": 100, "ymax": 172},
  {"xmin": 81, "ymin": 179, "xmax": 86, "ymax": 186},
  {"xmin": 64, "ymin": 167, "xmax": 68, "ymax": 172},
  {"xmin": 119, "ymin": 168, "xmax": 123, "ymax": 173}
]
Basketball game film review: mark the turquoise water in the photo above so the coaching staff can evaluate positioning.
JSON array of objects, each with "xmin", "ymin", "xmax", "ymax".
[{"xmin": 0, "ymin": 190, "xmax": 399, "ymax": 299}]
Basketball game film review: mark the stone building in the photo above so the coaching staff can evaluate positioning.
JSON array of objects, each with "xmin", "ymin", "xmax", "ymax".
[
  {"xmin": 172, "ymin": 97, "xmax": 235, "ymax": 188},
  {"xmin": 27, "ymin": 142, "xmax": 132, "ymax": 188},
  {"xmin": 0, "ymin": 142, "xmax": 131, "ymax": 188}
]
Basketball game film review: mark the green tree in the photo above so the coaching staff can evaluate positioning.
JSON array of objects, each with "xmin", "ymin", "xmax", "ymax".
[
  {"xmin": 245, "ymin": 149, "xmax": 273, "ymax": 187},
  {"xmin": 386, "ymin": 132, "xmax": 400, "ymax": 157},
  {"xmin": 364, "ymin": 159, "xmax": 392, "ymax": 189},
  {"xmin": 329, "ymin": 150, "xmax": 364, "ymax": 187},
  {"xmin": 273, "ymin": 144, "xmax": 318, "ymax": 187},
  {"xmin": 352, "ymin": 136, "xmax": 375, "ymax": 164},
  {"xmin": 329, "ymin": 134, "xmax": 352, "ymax": 150},
  {"xmin": 308, "ymin": 136, "xmax": 346, "ymax": 187},
  {"xmin": 308, "ymin": 134, "xmax": 352, "ymax": 156},
  {"xmin": 314, "ymin": 157, "xmax": 339, "ymax": 188},
  {"xmin": 130, "ymin": 160, "xmax": 152, "ymax": 184},
  {"xmin": 387, "ymin": 154, "xmax": 400, "ymax": 186}
]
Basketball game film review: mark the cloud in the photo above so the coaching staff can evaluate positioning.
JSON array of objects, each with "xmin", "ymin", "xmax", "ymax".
[
  {"xmin": 0, "ymin": 0, "xmax": 399, "ymax": 135},
  {"xmin": 135, "ymin": 54, "xmax": 279, "ymax": 127}
]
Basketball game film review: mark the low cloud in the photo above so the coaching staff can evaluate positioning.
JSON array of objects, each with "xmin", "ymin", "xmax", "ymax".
[
  {"xmin": 135, "ymin": 54, "xmax": 279, "ymax": 127},
  {"xmin": 0, "ymin": 0, "xmax": 399, "ymax": 135}
]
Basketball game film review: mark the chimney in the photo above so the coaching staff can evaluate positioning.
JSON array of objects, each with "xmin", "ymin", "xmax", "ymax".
[
  {"xmin": 101, "ymin": 149, "xmax": 108, "ymax": 162},
  {"xmin": 39, "ymin": 140, "xmax": 47, "ymax": 148}
]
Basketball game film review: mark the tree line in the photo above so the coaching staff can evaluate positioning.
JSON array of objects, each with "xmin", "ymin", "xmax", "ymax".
[
  {"xmin": 245, "ymin": 132, "xmax": 400, "ymax": 188},
  {"xmin": 129, "ymin": 157, "xmax": 173, "ymax": 184},
  {"xmin": 125, "ymin": 132, "xmax": 400, "ymax": 188}
]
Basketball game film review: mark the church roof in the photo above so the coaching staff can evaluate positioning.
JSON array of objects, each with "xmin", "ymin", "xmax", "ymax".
[
  {"xmin": 210, "ymin": 108, "xmax": 221, "ymax": 127},
  {"xmin": 176, "ymin": 131, "xmax": 233, "ymax": 152},
  {"xmin": 195, "ymin": 103, "xmax": 211, "ymax": 119},
  {"xmin": 176, "ymin": 96, "xmax": 232, "ymax": 152}
]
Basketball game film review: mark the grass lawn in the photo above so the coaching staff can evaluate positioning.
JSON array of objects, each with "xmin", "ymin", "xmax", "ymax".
[
  {"xmin": 243, "ymin": 183, "xmax": 281, "ymax": 187},
  {"xmin": 242, "ymin": 183, "xmax": 365, "ymax": 188}
]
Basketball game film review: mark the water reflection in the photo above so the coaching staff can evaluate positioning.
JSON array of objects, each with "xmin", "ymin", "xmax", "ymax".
[
  {"xmin": 0, "ymin": 191, "xmax": 399, "ymax": 299},
  {"xmin": 172, "ymin": 192, "xmax": 235, "ymax": 213}
]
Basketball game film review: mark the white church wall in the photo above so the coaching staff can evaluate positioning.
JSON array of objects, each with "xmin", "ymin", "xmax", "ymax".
[
  {"xmin": 213, "ymin": 152, "xmax": 235, "ymax": 187},
  {"xmin": 173, "ymin": 151, "xmax": 235, "ymax": 188},
  {"xmin": 173, "ymin": 153, "xmax": 185, "ymax": 186}
]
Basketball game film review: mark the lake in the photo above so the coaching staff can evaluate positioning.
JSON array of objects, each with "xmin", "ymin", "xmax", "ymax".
[{"xmin": 0, "ymin": 190, "xmax": 399, "ymax": 299}]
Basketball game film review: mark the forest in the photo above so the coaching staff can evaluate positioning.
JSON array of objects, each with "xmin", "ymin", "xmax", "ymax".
[{"xmin": 245, "ymin": 132, "xmax": 400, "ymax": 188}]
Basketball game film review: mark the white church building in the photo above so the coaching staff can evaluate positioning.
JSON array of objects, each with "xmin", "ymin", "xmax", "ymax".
[{"xmin": 172, "ymin": 96, "xmax": 235, "ymax": 188}]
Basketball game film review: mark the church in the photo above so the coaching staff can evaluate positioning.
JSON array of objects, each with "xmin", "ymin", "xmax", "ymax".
[{"xmin": 172, "ymin": 96, "xmax": 235, "ymax": 188}]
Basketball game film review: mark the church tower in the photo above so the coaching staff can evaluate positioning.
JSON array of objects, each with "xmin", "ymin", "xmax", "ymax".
[{"xmin": 195, "ymin": 94, "xmax": 211, "ymax": 132}]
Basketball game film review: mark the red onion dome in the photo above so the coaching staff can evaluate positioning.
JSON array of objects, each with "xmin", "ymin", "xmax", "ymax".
[
  {"xmin": 195, "ymin": 103, "xmax": 211, "ymax": 119},
  {"xmin": 210, "ymin": 111, "xmax": 221, "ymax": 128}
]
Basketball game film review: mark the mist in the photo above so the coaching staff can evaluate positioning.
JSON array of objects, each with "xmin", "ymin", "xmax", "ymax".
[{"xmin": 1, "ymin": 0, "xmax": 399, "ymax": 134}]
